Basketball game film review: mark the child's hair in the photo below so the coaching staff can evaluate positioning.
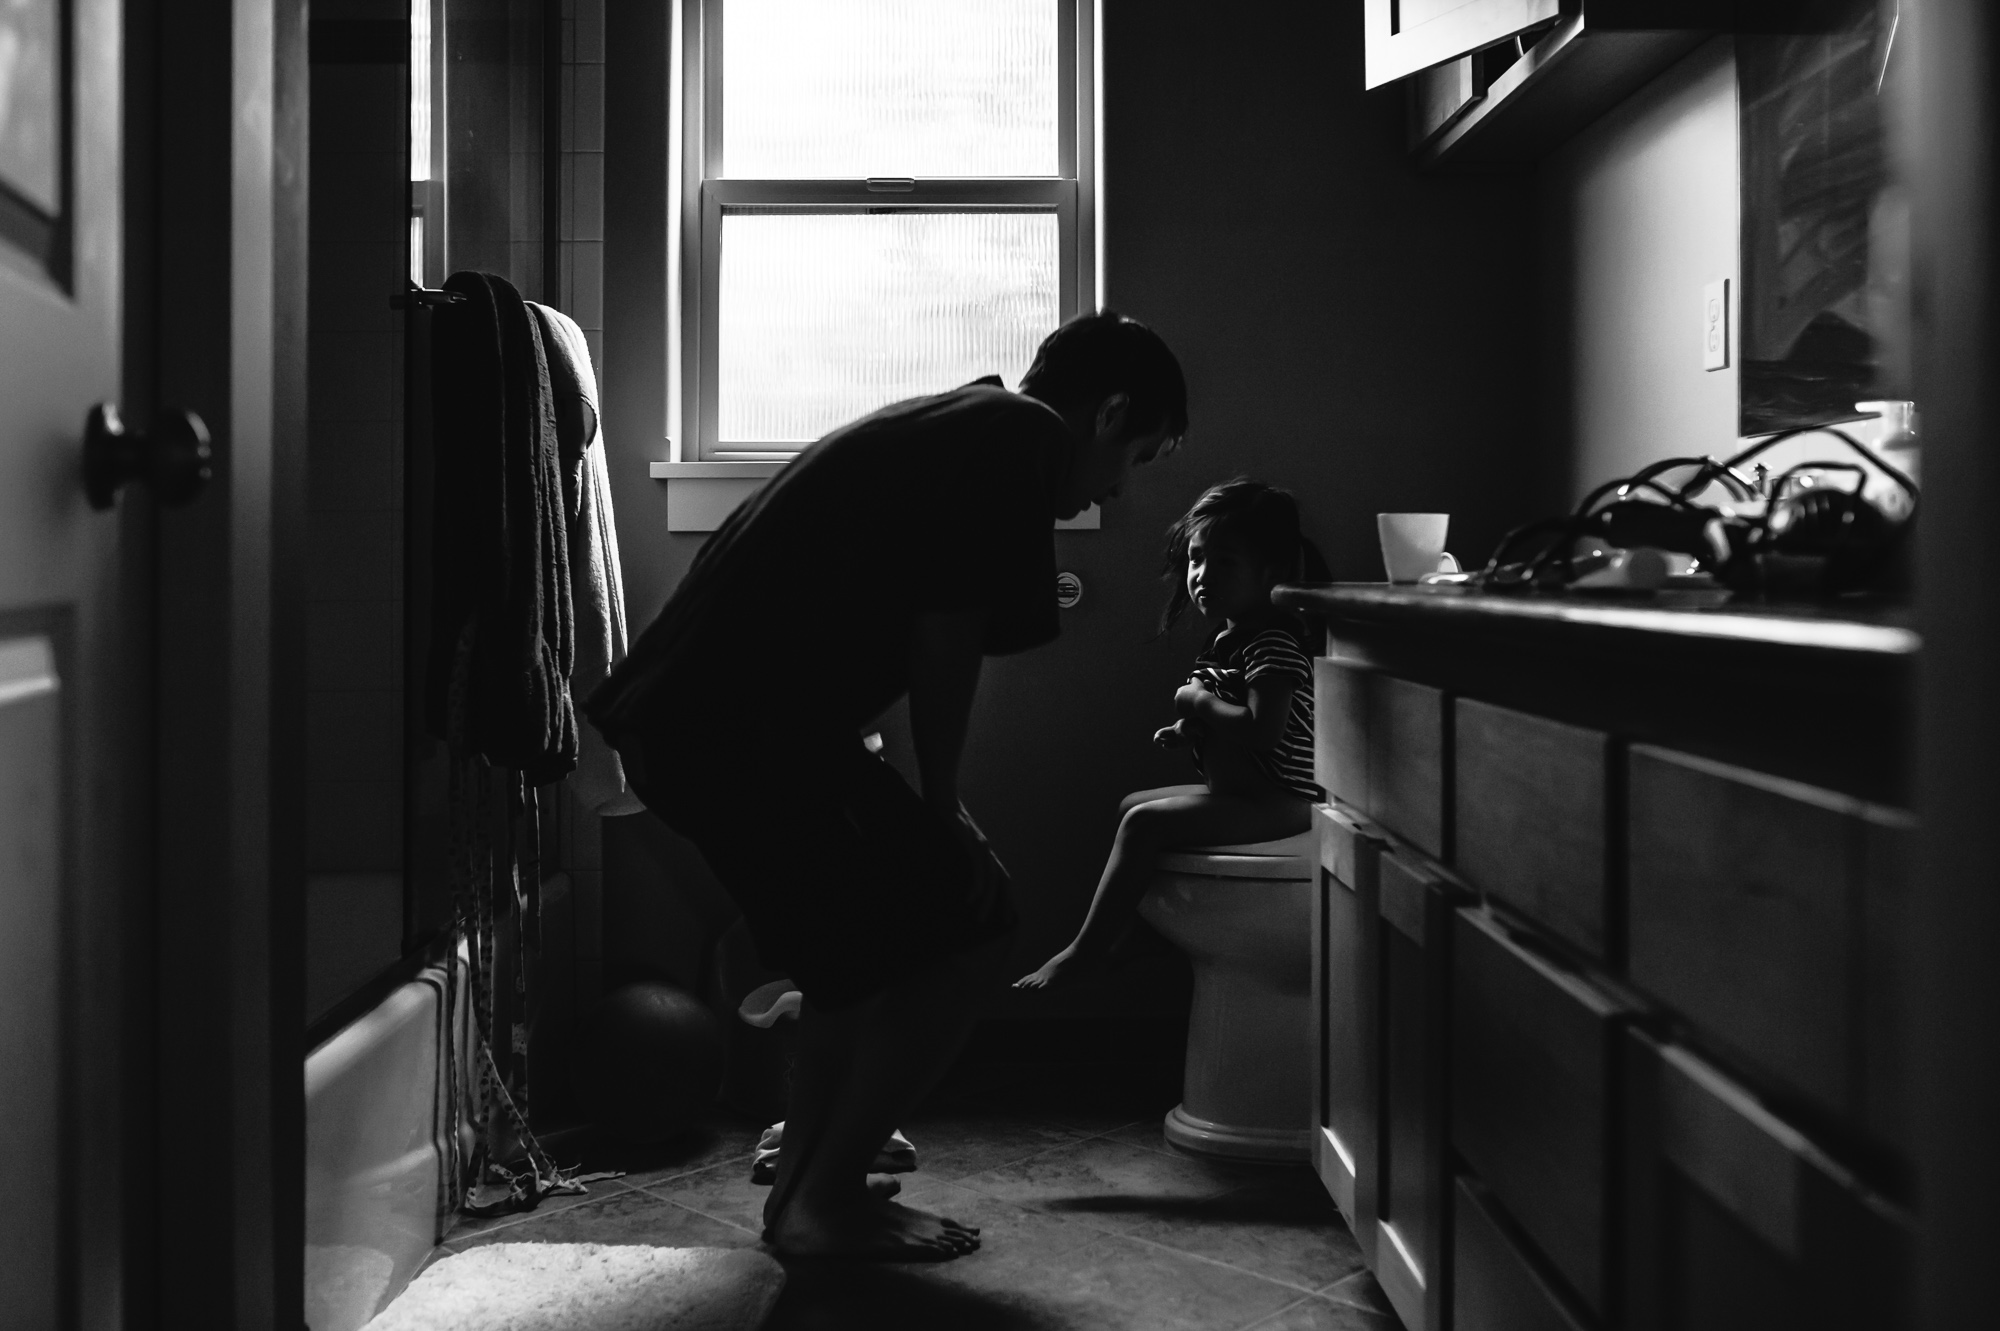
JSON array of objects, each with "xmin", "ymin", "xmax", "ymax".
[{"xmin": 1158, "ymin": 477, "xmax": 1331, "ymax": 633}]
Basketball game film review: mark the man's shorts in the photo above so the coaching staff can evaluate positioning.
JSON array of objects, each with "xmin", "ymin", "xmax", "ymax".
[{"xmin": 618, "ymin": 718, "xmax": 1017, "ymax": 1012}]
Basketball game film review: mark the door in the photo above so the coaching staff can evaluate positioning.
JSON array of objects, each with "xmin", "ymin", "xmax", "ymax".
[
  {"xmin": 0, "ymin": 1, "xmax": 307, "ymax": 1325},
  {"xmin": 0, "ymin": 0, "xmax": 143, "ymax": 1324}
]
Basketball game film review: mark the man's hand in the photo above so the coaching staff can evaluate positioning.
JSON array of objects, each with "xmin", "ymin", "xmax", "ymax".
[
  {"xmin": 909, "ymin": 608, "xmax": 986, "ymax": 813},
  {"xmin": 949, "ymin": 801, "xmax": 1011, "ymax": 892},
  {"xmin": 1174, "ymin": 680, "xmax": 1210, "ymax": 717},
  {"xmin": 1153, "ymin": 720, "xmax": 1192, "ymax": 748}
]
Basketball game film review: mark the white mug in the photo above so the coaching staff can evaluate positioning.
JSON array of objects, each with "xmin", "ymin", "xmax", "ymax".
[{"xmin": 1377, "ymin": 513, "xmax": 1451, "ymax": 583}]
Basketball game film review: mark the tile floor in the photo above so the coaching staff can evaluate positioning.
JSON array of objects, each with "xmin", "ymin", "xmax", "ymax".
[{"xmin": 435, "ymin": 1065, "xmax": 1395, "ymax": 1330}]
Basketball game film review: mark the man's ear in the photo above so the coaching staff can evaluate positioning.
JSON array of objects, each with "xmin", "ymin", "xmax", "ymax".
[{"xmin": 1092, "ymin": 393, "xmax": 1131, "ymax": 438}]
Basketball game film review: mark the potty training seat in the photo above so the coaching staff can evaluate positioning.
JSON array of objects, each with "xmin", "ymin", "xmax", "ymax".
[{"xmin": 1138, "ymin": 827, "xmax": 1319, "ymax": 1161}]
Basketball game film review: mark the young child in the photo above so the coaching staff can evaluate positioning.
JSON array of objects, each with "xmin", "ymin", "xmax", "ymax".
[{"xmin": 1016, "ymin": 478, "xmax": 1327, "ymax": 990}]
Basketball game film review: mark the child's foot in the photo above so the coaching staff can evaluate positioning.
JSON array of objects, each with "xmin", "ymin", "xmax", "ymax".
[{"xmin": 1013, "ymin": 944, "xmax": 1098, "ymax": 990}]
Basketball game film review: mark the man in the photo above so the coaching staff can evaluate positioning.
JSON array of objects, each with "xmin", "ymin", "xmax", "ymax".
[{"xmin": 589, "ymin": 310, "xmax": 1188, "ymax": 1260}]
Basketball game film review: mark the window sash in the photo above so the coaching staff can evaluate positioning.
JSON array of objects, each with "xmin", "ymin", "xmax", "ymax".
[{"xmin": 676, "ymin": 0, "xmax": 1094, "ymax": 462}]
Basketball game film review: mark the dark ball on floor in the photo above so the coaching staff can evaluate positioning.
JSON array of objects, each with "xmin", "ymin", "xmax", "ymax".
[{"xmin": 579, "ymin": 981, "xmax": 725, "ymax": 1144}]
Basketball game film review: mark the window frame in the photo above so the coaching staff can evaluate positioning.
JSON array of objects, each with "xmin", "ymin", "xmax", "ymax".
[{"xmin": 670, "ymin": 0, "xmax": 1098, "ymax": 464}]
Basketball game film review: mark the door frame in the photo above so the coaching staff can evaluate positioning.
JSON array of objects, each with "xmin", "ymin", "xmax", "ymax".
[{"xmin": 114, "ymin": 0, "xmax": 311, "ymax": 1323}]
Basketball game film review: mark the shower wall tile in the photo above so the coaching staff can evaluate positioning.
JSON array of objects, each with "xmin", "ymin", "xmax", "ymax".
[
  {"xmin": 310, "ymin": 509, "xmax": 403, "ymax": 602},
  {"xmin": 571, "ymin": 152, "xmax": 603, "ymax": 242},
  {"xmin": 309, "ymin": 601, "xmax": 404, "ymax": 692},
  {"xmin": 309, "ymin": 420, "xmax": 398, "ymax": 512},
  {"xmin": 307, "ymin": 689, "xmax": 403, "ymax": 783},
  {"xmin": 311, "ymin": 63, "xmax": 407, "ymax": 145},
  {"xmin": 309, "ymin": 780, "xmax": 404, "ymax": 872},
  {"xmin": 311, "ymin": 242, "xmax": 405, "ymax": 333},
  {"xmin": 573, "ymin": 64, "xmax": 605, "ymax": 151},
  {"xmin": 313, "ymin": 330, "xmax": 398, "ymax": 422},
  {"xmin": 561, "ymin": 63, "xmax": 577, "ymax": 152},
  {"xmin": 312, "ymin": 149, "xmax": 405, "ymax": 235},
  {"xmin": 572, "ymin": 242, "xmax": 604, "ymax": 329},
  {"xmin": 574, "ymin": 0, "xmax": 603, "ymax": 63}
]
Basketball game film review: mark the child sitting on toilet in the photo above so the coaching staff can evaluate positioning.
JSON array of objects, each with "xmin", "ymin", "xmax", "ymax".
[{"xmin": 1016, "ymin": 478, "xmax": 1328, "ymax": 990}]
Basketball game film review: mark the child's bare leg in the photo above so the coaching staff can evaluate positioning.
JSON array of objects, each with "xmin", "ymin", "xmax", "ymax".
[
  {"xmin": 1119, "ymin": 783, "xmax": 1207, "ymax": 815},
  {"xmin": 1015, "ymin": 788, "xmax": 1310, "ymax": 989}
]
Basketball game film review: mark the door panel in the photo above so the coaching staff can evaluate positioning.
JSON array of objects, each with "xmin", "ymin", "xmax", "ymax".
[
  {"xmin": 0, "ymin": 630, "xmax": 63, "ymax": 1329},
  {"xmin": 1374, "ymin": 851, "xmax": 1464, "ymax": 1331},
  {"xmin": 1453, "ymin": 907, "xmax": 1633, "ymax": 1316},
  {"xmin": 1623, "ymin": 1030, "xmax": 1913, "ymax": 1331},
  {"xmin": 1455, "ymin": 699, "xmax": 1611, "ymax": 959},
  {"xmin": 0, "ymin": 0, "xmax": 132, "ymax": 1324},
  {"xmin": 1313, "ymin": 801, "xmax": 1382, "ymax": 1253},
  {"xmin": 1454, "ymin": 1175, "xmax": 1592, "ymax": 1331},
  {"xmin": 1627, "ymin": 745, "xmax": 1858, "ymax": 1118}
]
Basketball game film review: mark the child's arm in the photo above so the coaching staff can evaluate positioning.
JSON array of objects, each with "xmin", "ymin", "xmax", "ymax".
[{"xmin": 1176, "ymin": 676, "xmax": 1296, "ymax": 751}]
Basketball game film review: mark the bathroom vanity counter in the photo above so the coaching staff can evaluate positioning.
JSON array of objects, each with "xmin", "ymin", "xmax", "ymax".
[
  {"xmin": 1273, "ymin": 581, "xmax": 1914, "ymax": 807},
  {"xmin": 1273, "ymin": 581, "xmax": 1916, "ymax": 655},
  {"xmin": 1285, "ymin": 581, "xmax": 1915, "ymax": 1331}
]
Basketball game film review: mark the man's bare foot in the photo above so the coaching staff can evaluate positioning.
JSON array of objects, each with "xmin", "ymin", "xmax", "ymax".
[
  {"xmin": 1013, "ymin": 943, "xmax": 1098, "ymax": 990},
  {"xmin": 765, "ymin": 1196, "xmax": 982, "ymax": 1262}
]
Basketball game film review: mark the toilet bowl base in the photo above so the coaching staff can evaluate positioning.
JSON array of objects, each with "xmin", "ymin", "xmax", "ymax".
[{"xmin": 1161, "ymin": 1103, "xmax": 1312, "ymax": 1162}]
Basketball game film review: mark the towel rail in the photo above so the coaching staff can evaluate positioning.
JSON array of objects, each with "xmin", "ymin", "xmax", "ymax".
[{"xmin": 390, "ymin": 286, "xmax": 466, "ymax": 309}]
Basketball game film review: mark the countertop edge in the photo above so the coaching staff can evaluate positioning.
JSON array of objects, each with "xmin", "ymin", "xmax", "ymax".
[{"xmin": 1272, "ymin": 583, "xmax": 1920, "ymax": 657}]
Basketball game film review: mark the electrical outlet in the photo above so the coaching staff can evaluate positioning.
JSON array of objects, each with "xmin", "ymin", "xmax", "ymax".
[{"xmin": 1703, "ymin": 278, "xmax": 1730, "ymax": 371}]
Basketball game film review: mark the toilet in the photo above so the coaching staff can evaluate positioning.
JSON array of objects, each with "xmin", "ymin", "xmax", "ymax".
[{"xmin": 1137, "ymin": 826, "xmax": 1319, "ymax": 1162}]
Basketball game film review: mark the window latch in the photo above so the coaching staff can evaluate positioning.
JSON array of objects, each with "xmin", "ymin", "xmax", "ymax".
[{"xmin": 865, "ymin": 177, "xmax": 916, "ymax": 193}]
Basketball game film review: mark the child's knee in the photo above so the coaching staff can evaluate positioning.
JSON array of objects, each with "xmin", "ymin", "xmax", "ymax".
[{"xmin": 1117, "ymin": 800, "xmax": 1172, "ymax": 849}]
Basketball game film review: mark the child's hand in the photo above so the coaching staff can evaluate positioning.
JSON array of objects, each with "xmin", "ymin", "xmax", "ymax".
[{"xmin": 1174, "ymin": 680, "xmax": 1209, "ymax": 716}]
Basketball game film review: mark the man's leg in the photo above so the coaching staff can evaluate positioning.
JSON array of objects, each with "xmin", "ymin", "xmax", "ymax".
[{"xmin": 762, "ymin": 930, "xmax": 1013, "ymax": 1259}]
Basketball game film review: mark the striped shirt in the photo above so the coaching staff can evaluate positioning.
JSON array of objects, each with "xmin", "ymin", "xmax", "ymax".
[{"xmin": 1189, "ymin": 618, "xmax": 1322, "ymax": 802}]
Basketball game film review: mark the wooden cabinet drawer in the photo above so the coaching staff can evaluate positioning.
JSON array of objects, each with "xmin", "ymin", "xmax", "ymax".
[
  {"xmin": 1628, "ymin": 745, "xmax": 1915, "ymax": 1153},
  {"xmin": 1375, "ymin": 851, "xmax": 1466, "ymax": 1331},
  {"xmin": 1455, "ymin": 699, "xmax": 1611, "ymax": 957},
  {"xmin": 1454, "ymin": 1175, "xmax": 1592, "ymax": 1331},
  {"xmin": 1371, "ymin": 675, "xmax": 1449, "ymax": 860},
  {"xmin": 1858, "ymin": 811, "xmax": 1913, "ymax": 1152},
  {"xmin": 1453, "ymin": 909, "xmax": 1633, "ymax": 1317},
  {"xmin": 1623, "ymin": 1031, "xmax": 1911, "ymax": 1331},
  {"xmin": 1312, "ymin": 802, "xmax": 1384, "ymax": 1253},
  {"xmin": 1315, "ymin": 658, "xmax": 1371, "ymax": 811},
  {"xmin": 1627, "ymin": 746, "xmax": 1856, "ymax": 1117}
]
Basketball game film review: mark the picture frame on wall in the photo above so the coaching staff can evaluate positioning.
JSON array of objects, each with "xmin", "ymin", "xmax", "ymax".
[
  {"xmin": 0, "ymin": 0, "xmax": 71, "ymax": 285},
  {"xmin": 1738, "ymin": 1, "xmax": 1904, "ymax": 435}
]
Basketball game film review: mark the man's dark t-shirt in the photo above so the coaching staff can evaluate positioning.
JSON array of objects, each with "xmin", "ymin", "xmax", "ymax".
[
  {"xmin": 587, "ymin": 378, "xmax": 1072, "ymax": 750},
  {"xmin": 586, "ymin": 378, "xmax": 1069, "ymax": 1006}
]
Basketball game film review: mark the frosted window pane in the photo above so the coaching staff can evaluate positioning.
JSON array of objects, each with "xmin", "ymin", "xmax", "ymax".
[
  {"xmin": 723, "ymin": 0, "xmax": 1059, "ymax": 178},
  {"xmin": 718, "ymin": 212, "xmax": 1060, "ymax": 443}
]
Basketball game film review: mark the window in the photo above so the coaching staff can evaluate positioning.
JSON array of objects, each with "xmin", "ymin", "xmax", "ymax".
[{"xmin": 672, "ymin": 0, "xmax": 1098, "ymax": 462}]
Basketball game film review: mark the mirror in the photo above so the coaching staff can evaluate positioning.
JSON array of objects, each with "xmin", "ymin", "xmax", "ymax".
[{"xmin": 1738, "ymin": 1, "xmax": 1907, "ymax": 436}]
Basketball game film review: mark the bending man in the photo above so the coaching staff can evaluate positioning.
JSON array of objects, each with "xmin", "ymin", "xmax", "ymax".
[{"xmin": 589, "ymin": 311, "xmax": 1188, "ymax": 1260}]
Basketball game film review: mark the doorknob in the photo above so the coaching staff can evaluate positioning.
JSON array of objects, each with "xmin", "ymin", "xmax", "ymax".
[{"xmin": 82, "ymin": 404, "xmax": 213, "ymax": 510}]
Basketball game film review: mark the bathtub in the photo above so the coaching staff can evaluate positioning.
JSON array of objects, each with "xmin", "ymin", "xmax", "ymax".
[{"xmin": 305, "ymin": 956, "xmax": 469, "ymax": 1331}]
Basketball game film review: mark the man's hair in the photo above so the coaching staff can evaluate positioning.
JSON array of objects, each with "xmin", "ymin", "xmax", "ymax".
[{"xmin": 1018, "ymin": 309, "xmax": 1189, "ymax": 440}]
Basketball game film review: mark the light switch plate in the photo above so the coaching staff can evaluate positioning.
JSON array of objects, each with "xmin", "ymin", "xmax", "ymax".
[{"xmin": 1703, "ymin": 278, "xmax": 1730, "ymax": 371}]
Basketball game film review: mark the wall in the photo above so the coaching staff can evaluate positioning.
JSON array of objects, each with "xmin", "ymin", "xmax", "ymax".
[
  {"xmin": 600, "ymin": 0, "xmax": 1542, "ymax": 1021},
  {"xmin": 304, "ymin": 4, "xmax": 415, "ymax": 1023},
  {"xmin": 1537, "ymin": 37, "xmax": 1741, "ymax": 506}
]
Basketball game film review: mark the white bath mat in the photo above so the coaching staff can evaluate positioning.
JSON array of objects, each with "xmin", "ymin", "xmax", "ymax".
[{"xmin": 362, "ymin": 1244, "xmax": 785, "ymax": 1331}]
